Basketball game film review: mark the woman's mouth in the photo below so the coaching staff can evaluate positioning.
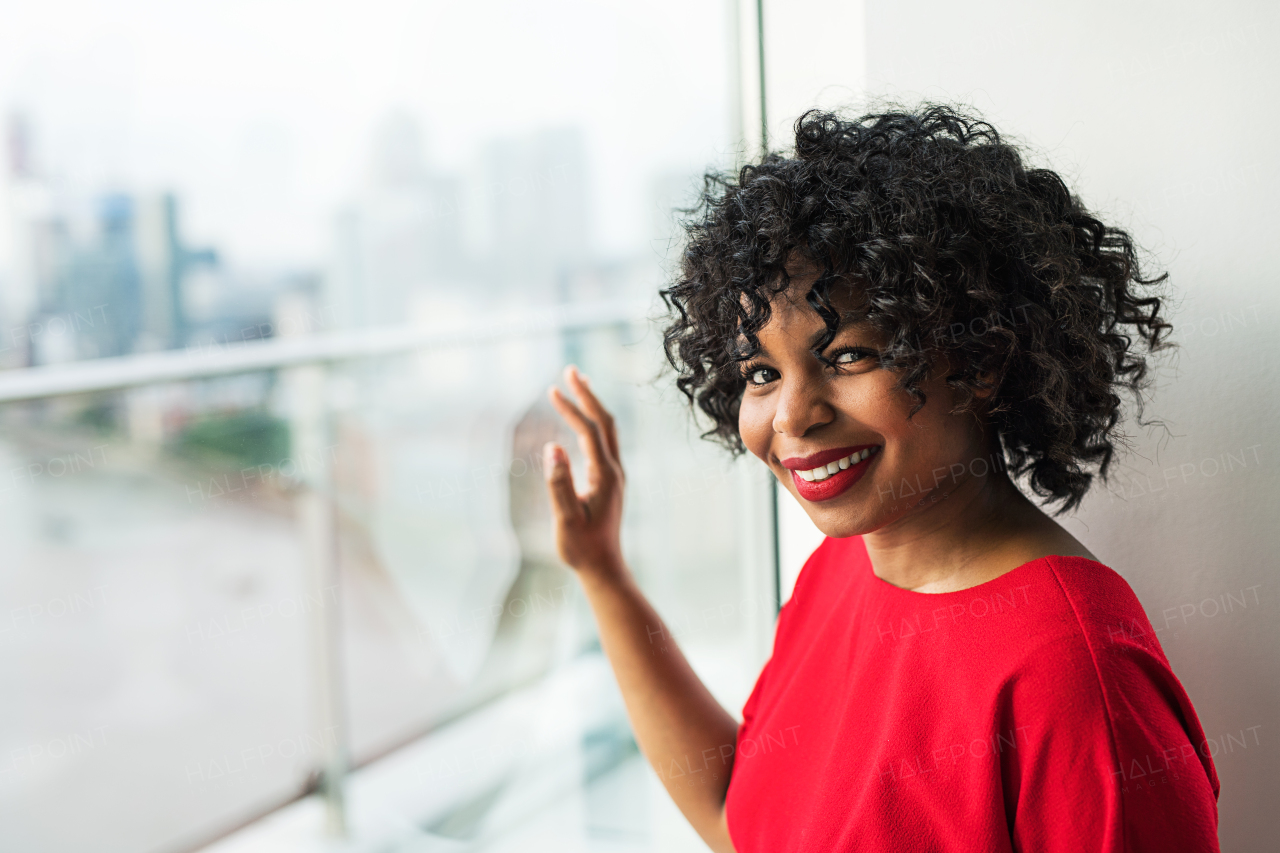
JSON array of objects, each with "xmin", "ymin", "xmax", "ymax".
[{"xmin": 781, "ymin": 445, "xmax": 881, "ymax": 502}]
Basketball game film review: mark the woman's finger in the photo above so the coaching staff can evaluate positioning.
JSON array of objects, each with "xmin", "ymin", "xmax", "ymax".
[
  {"xmin": 543, "ymin": 442, "xmax": 585, "ymax": 523},
  {"xmin": 548, "ymin": 386, "xmax": 610, "ymax": 485},
  {"xmin": 566, "ymin": 367, "xmax": 620, "ymax": 463}
]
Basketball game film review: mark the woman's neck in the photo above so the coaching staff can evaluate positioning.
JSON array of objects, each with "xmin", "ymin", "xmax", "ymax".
[{"xmin": 861, "ymin": 467, "xmax": 1094, "ymax": 593}]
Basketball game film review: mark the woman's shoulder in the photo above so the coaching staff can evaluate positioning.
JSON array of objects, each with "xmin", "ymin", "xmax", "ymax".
[
  {"xmin": 771, "ymin": 535, "xmax": 869, "ymax": 644},
  {"xmin": 1030, "ymin": 554, "xmax": 1162, "ymax": 648},
  {"xmin": 787, "ymin": 534, "xmax": 863, "ymax": 595},
  {"xmin": 1000, "ymin": 557, "xmax": 1220, "ymax": 800},
  {"xmin": 991, "ymin": 555, "xmax": 1183, "ymax": 704}
]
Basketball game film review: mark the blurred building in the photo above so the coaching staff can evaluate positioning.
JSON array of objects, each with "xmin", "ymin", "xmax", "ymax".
[
  {"xmin": 326, "ymin": 117, "xmax": 594, "ymax": 329},
  {"xmin": 133, "ymin": 193, "xmax": 219, "ymax": 352},
  {"xmin": 327, "ymin": 114, "xmax": 464, "ymax": 329},
  {"xmin": 0, "ymin": 114, "xmax": 327, "ymax": 367},
  {"xmin": 477, "ymin": 126, "xmax": 590, "ymax": 304}
]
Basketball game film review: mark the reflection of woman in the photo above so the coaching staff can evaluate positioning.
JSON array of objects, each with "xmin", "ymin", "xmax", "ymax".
[{"xmin": 543, "ymin": 106, "xmax": 1219, "ymax": 852}]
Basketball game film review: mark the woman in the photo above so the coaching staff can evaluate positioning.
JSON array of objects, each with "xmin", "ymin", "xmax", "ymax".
[{"xmin": 541, "ymin": 105, "xmax": 1219, "ymax": 852}]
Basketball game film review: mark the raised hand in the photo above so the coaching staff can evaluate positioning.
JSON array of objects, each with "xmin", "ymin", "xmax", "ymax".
[
  {"xmin": 540, "ymin": 365, "xmax": 738, "ymax": 852},
  {"xmin": 543, "ymin": 365, "xmax": 626, "ymax": 578}
]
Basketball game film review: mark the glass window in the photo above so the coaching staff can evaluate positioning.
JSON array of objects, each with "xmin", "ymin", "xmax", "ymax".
[{"xmin": 0, "ymin": 2, "xmax": 771, "ymax": 850}]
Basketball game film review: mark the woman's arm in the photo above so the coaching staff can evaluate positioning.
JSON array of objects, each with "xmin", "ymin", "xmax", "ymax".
[{"xmin": 544, "ymin": 366, "xmax": 738, "ymax": 853}]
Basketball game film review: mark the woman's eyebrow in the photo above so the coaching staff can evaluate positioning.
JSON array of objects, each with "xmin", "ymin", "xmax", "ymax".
[
  {"xmin": 807, "ymin": 328, "xmax": 834, "ymax": 350},
  {"xmin": 809, "ymin": 319, "xmax": 864, "ymax": 350}
]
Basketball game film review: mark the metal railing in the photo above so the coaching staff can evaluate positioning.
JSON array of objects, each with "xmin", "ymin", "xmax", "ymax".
[{"xmin": 0, "ymin": 299, "xmax": 652, "ymax": 403}]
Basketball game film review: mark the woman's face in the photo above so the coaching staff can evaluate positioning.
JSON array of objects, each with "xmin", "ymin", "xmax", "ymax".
[{"xmin": 736, "ymin": 281, "xmax": 994, "ymax": 538}]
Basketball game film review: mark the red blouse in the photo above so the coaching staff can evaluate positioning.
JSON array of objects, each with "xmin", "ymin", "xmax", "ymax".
[{"xmin": 725, "ymin": 535, "xmax": 1220, "ymax": 852}]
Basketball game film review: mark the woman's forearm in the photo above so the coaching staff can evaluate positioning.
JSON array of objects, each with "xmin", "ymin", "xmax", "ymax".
[
  {"xmin": 578, "ymin": 563, "xmax": 739, "ymax": 853},
  {"xmin": 540, "ymin": 370, "xmax": 737, "ymax": 850}
]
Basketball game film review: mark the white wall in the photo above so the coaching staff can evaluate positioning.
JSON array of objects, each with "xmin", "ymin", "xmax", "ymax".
[{"xmin": 764, "ymin": 2, "xmax": 1278, "ymax": 848}]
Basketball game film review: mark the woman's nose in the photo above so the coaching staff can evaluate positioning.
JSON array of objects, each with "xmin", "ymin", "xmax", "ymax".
[{"xmin": 772, "ymin": 377, "xmax": 833, "ymax": 437}]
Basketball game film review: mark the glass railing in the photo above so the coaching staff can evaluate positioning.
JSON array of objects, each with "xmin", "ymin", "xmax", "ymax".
[{"xmin": 0, "ymin": 302, "xmax": 778, "ymax": 852}]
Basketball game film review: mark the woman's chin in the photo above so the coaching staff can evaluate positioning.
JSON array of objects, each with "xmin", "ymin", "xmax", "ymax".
[{"xmin": 794, "ymin": 501, "xmax": 876, "ymax": 539}]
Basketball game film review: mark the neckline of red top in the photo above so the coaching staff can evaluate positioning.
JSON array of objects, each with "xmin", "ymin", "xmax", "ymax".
[{"xmin": 859, "ymin": 548, "xmax": 1108, "ymax": 599}]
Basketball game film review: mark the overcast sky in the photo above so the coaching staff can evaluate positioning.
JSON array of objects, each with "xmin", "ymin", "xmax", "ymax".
[{"xmin": 0, "ymin": 0, "xmax": 731, "ymax": 268}]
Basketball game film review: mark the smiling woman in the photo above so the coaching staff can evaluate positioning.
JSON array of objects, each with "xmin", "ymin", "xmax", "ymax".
[{"xmin": 541, "ymin": 104, "xmax": 1220, "ymax": 853}]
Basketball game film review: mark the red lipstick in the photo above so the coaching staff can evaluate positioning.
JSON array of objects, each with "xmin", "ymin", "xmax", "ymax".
[{"xmin": 779, "ymin": 444, "xmax": 880, "ymax": 503}]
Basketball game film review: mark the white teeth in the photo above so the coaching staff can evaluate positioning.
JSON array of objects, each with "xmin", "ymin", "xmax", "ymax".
[{"xmin": 794, "ymin": 447, "xmax": 880, "ymax": 482}]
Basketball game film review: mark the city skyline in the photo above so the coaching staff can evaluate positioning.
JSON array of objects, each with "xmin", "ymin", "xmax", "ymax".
[{"xmin": 0, "ymin": 106, "xmax": 700, "ymax": 366}]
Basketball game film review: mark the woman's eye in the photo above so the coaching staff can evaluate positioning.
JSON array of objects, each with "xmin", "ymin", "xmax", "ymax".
[
  {"xmin": 831, "ymin": 348, "xmax": 874, "ymax": 367},
  {"xmin": 748, "ymin": 367, "xmax": 776, "ymax": 385}
]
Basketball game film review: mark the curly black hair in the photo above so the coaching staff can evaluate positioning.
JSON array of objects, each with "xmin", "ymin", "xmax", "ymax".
[{"xmin": 661, "ymin": 104, "xmax": 1171, "ymax": 513}]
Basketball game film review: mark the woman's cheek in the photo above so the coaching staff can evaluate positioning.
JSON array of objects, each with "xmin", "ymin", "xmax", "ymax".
[{"xmin": 736, "ymin": 395, "xmax": 767, "ymax": 461}]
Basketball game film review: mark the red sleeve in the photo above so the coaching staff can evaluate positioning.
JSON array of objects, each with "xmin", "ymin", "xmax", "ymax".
[{"xmin": 1004, "ymin": 562, "xmax": 1220, "ymax": 853}]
